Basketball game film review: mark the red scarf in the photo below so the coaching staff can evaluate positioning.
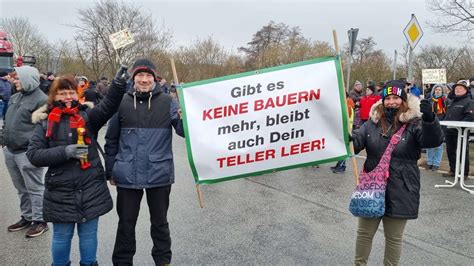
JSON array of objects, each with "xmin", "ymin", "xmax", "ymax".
[
  {"xmin": 46, "ymin": 106, "xmax": 86, "ymax": 138},
  {"xmin": 432, "ymin": 97, "xmax": 446, "ymax": 115}
]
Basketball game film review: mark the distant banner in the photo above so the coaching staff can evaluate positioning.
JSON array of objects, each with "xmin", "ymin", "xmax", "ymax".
[
  {"xmin": 109, "ymin": 28, "xmax": 134, "ymax": 50},
  {"xmin": 422, "ymin": 68, "xmax": 446, "ymax": 84},
  {"xmin": 179, "ymin": 57, "xmax": 350, "ymax": 184}
]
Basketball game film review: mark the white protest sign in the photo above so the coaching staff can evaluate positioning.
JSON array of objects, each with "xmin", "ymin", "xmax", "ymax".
[
  {"xmin": 109, "ymin": 28, "xmax": 135, "ymax": 50},
  {"xmin": 422, "ymin": 68, "xmax": 447, "ymax": 84},
  {"xmin": 179, "ymin": 57, "xmax": 350, "ymax": 184}
]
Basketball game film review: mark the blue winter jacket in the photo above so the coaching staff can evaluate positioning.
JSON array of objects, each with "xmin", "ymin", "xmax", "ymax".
[
  {"xmin": 104, "ymin": 84, "xmax": 184, "ymax": 189},
  {"xmin": 0, "ymin": 78, "xmax": 12, "ymax": 101}
]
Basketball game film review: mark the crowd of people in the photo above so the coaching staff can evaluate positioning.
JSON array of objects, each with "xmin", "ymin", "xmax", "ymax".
[
  {"xmin": 330, "ymin": 77, "xmax": 474, "ymax": 176},
  {"xmin": 1, "ymin": 60, "xmax": 473, "ymax": 265}
]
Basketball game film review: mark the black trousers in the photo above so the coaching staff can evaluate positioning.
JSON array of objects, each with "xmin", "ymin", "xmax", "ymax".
[
  {"xmin": 445, "ymin": 134, "xmax": 470, "ymax": 174},
  {"xmin": 112, "ymin": 185, "xmax": 172, "ymax": 266}
]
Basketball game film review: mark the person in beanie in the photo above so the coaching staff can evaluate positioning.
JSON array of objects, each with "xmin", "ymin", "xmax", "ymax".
[
  {"xmin": 77, "ymin": 76, "xmax": 89, "ymax": 103},
  {"xmin": 446, "ymin": 82, "xmax": 455, "ymax": 100},
  {"xmin": 26, "ymin": 67, "xmax": 127, "ymax": 265},
  {"xmin": 375, "ymin": 81, "xmax": 385, "ymax": 94},
  {"xmin": 426, "ymin": 84, "xmax": 448, "ymax": 171},
  {"xmin": 97, "ymin": 77, "xmax": 110, "ymax": 97},
  {"xmin": 3, "ymin": 66, "xmax": 49, "ymax": 238},
  {"xmin": 350, "ymin": 80, "xmax": 443, "ymax": 265},
  {"xmin": 40, "ymin": 71, "xmax": 55, "ymax": 95},
  {"xmin": 83, "ymin": 80, "xmax": 104, "ymax": 105},
  {"xmin": 358, "ymin": 84, "xmax": 381, "ymax": 125},
  {"xmin": 105, "ymin": 58, "xmax": 185, "ymax": 265},
  {"xmin": 442, "ymin": 82, "xmax": 474, "ymax": 177},
  {"xmin": 349, "ymin": 80, "xmax": 365, "ymax": 129}
]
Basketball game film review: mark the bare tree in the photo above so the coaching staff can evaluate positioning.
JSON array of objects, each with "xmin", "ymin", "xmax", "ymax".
[
  {"xmin": 71, "ymin": 0, "xmax": 173, "ymax": 79},
  {"xmin": 32, "ymin": 39, "xmax": 54, "ymax": 72},
  {"xmin": 427, "ymin": 0, "xmax": 474, "ymax": 38},
  {"xmin": 0, "ymin": 17, "xmax": 47, "ymax": 57},
  {"xmin": 350, "ymin": 37, "xmax": 379, "ymax": 65},
  {"xmin": 173, "ymin": 37, "xmax": 232, "ymax": 82},
  {"xmin": 0, "ymin": 17, "xmax": 58, "ymax": 72},
  {"xmin": 341, "ymin": 37, "xmax": 392, "ymax": 85},
  {"xmin": 239, "ymin": 21, "xmax": 333, "ymax": 69},
  {"xmin": 239, "ymin": 21, "xmax": 291, "ymax": 68},
  {"xmin": 52, "ymin": 40, "xmax": 86, "ymax": 75},
  {"xmin": 414, "ymin": 45, "xmax": 474, "ymax": 82}
]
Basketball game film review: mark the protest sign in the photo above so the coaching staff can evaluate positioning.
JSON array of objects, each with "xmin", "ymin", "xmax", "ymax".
[
  {"xmin": 179, "ymin": 56, "xmax": 350, "ymax": 184},
  {"xmin": 422, "ymin": 68, "xmax": 447, "ymax": 84},
  {"xmin": 109, "ymin": 28, "xmax": 135, "ymax": 50}
]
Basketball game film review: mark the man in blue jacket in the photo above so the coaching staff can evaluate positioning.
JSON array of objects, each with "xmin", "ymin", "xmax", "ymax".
[{"xmin": 105, "ymin": 58, "xmax": 184, "ymax": 265}]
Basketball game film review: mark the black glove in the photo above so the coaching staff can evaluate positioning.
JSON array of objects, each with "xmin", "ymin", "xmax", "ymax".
[
  {"xmin": 420, "ymin": 99, "xmax": 435, "ymax": 122},
  {"xmin": 65, "ymin": 144, "xmax": 88, "ymax": 159},
  {"xmin": 115, "ymin": 64, "xmax": 129, "ymax": 79},
  {"xmin": 113, "ymin": 65, "xmax": 129, "ymax": 86}
]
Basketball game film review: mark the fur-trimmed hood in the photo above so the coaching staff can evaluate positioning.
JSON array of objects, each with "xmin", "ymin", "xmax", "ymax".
[
  {"xmin": 32, "ymin": 102, "xmax": 94, "ymax": 124},
  {"xmin": 369, "ymin": 94, "xmax": 421, "ymax": 123}
]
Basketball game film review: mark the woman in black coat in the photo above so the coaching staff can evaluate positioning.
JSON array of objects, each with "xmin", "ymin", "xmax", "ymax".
[
  {"xmin": 27, "ymin": 72, "xmax": 126, "ymax": 266},
  {"xmin": 351, "ymin": 80, "xmax": 443, "ymax": 265}
]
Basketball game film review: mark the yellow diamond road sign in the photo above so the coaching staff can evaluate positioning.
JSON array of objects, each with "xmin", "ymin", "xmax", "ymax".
[{"xmin": 403, "ymin": 14, "xmax": 423, "ymax": 49}]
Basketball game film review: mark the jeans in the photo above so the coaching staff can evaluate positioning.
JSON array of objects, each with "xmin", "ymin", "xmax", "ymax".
[
  {"xmin": 112, "ymin": 185, "xmax": 172, "ymax": 265},
  {"xmin": 426, "ymin": 143, "xmax": 444, "ymax": 167},
  {"xmin": 355, "ymin": 216, "xmax": 407, "ymax": 266},
  {"xmin": 52, "ymin": 218, "xmax": 99, "ymax": 266},
  {"xmin": 1, "ymin": 99, "xmax": 7, "ymax": 119},
  {"xmin": 3, "ymin": 148, "xmax": 45, "ymax": 221}
]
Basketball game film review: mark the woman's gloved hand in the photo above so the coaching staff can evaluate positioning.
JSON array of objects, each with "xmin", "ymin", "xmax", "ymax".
[
  {"xmin": 65, "ymin": 144, "xmax": 88, "ymax": 159},
  {"xmin": 420, "ymin": 99, "xmax": 435, "ymax": 122}
]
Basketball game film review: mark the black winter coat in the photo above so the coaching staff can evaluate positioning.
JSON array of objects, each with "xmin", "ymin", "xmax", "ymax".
[
  {"xmin": 352, "ymin": 95, "xmax": 443, "ymax": 219},
  {"xmin": 26, "ymin": 80, "xmax": 125, "ymax": 223},
  {"xmin": 443, "ymin": 93, "xmax": 474, "ymax": 135}
]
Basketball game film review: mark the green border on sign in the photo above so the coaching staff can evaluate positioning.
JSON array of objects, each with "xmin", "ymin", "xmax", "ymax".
[{"xmin": 177, "ymin": 56, "xmax": 351, "ymax": 184}]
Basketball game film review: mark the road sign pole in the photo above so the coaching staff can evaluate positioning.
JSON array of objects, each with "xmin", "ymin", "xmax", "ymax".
[
  {"xmin": 346, "ymin": 28, "xmax": 358, "ymax": 92},
  {"xmin": 393, "ymin": 49, "xmax": 397, "ymax": 80},
  {"xmin": 407, "ymin": 45, "xmax": 413, "ymax": 82},
  {"xmin": 346, "ymin": 55, "xmax": 351, "ymax": 92}
]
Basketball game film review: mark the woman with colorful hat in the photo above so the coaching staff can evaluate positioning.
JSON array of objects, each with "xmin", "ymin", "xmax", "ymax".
[{"xmin": 350, "ymin": 80, "xmax": 444, "ymax": 265}]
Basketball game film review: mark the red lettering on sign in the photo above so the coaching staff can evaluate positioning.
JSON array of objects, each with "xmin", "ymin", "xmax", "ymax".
[
  {"xmin": 281, "ymin": 138, "xmax": 326, "ymax": 157},
  {"xmin": 254, "ymin": 89, "xmax": 320, "ymax": 111},
  {"xmin": 202, "ymin": 102, "xmax": 249, "ymax": 121},
  {"xmin": 216, "ymin": 149, "xmax": 276, "ymax": 168}
]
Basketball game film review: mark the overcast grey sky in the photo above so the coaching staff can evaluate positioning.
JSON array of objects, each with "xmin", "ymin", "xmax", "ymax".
[{"xmin": 0, "ymin": 0, "xmax": 469, "ymax": 56}]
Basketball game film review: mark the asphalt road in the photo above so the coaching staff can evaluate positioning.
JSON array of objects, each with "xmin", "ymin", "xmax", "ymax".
[{"xmin": 0, "ymin": 130, "xmax": 473, "ymax": 265}]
